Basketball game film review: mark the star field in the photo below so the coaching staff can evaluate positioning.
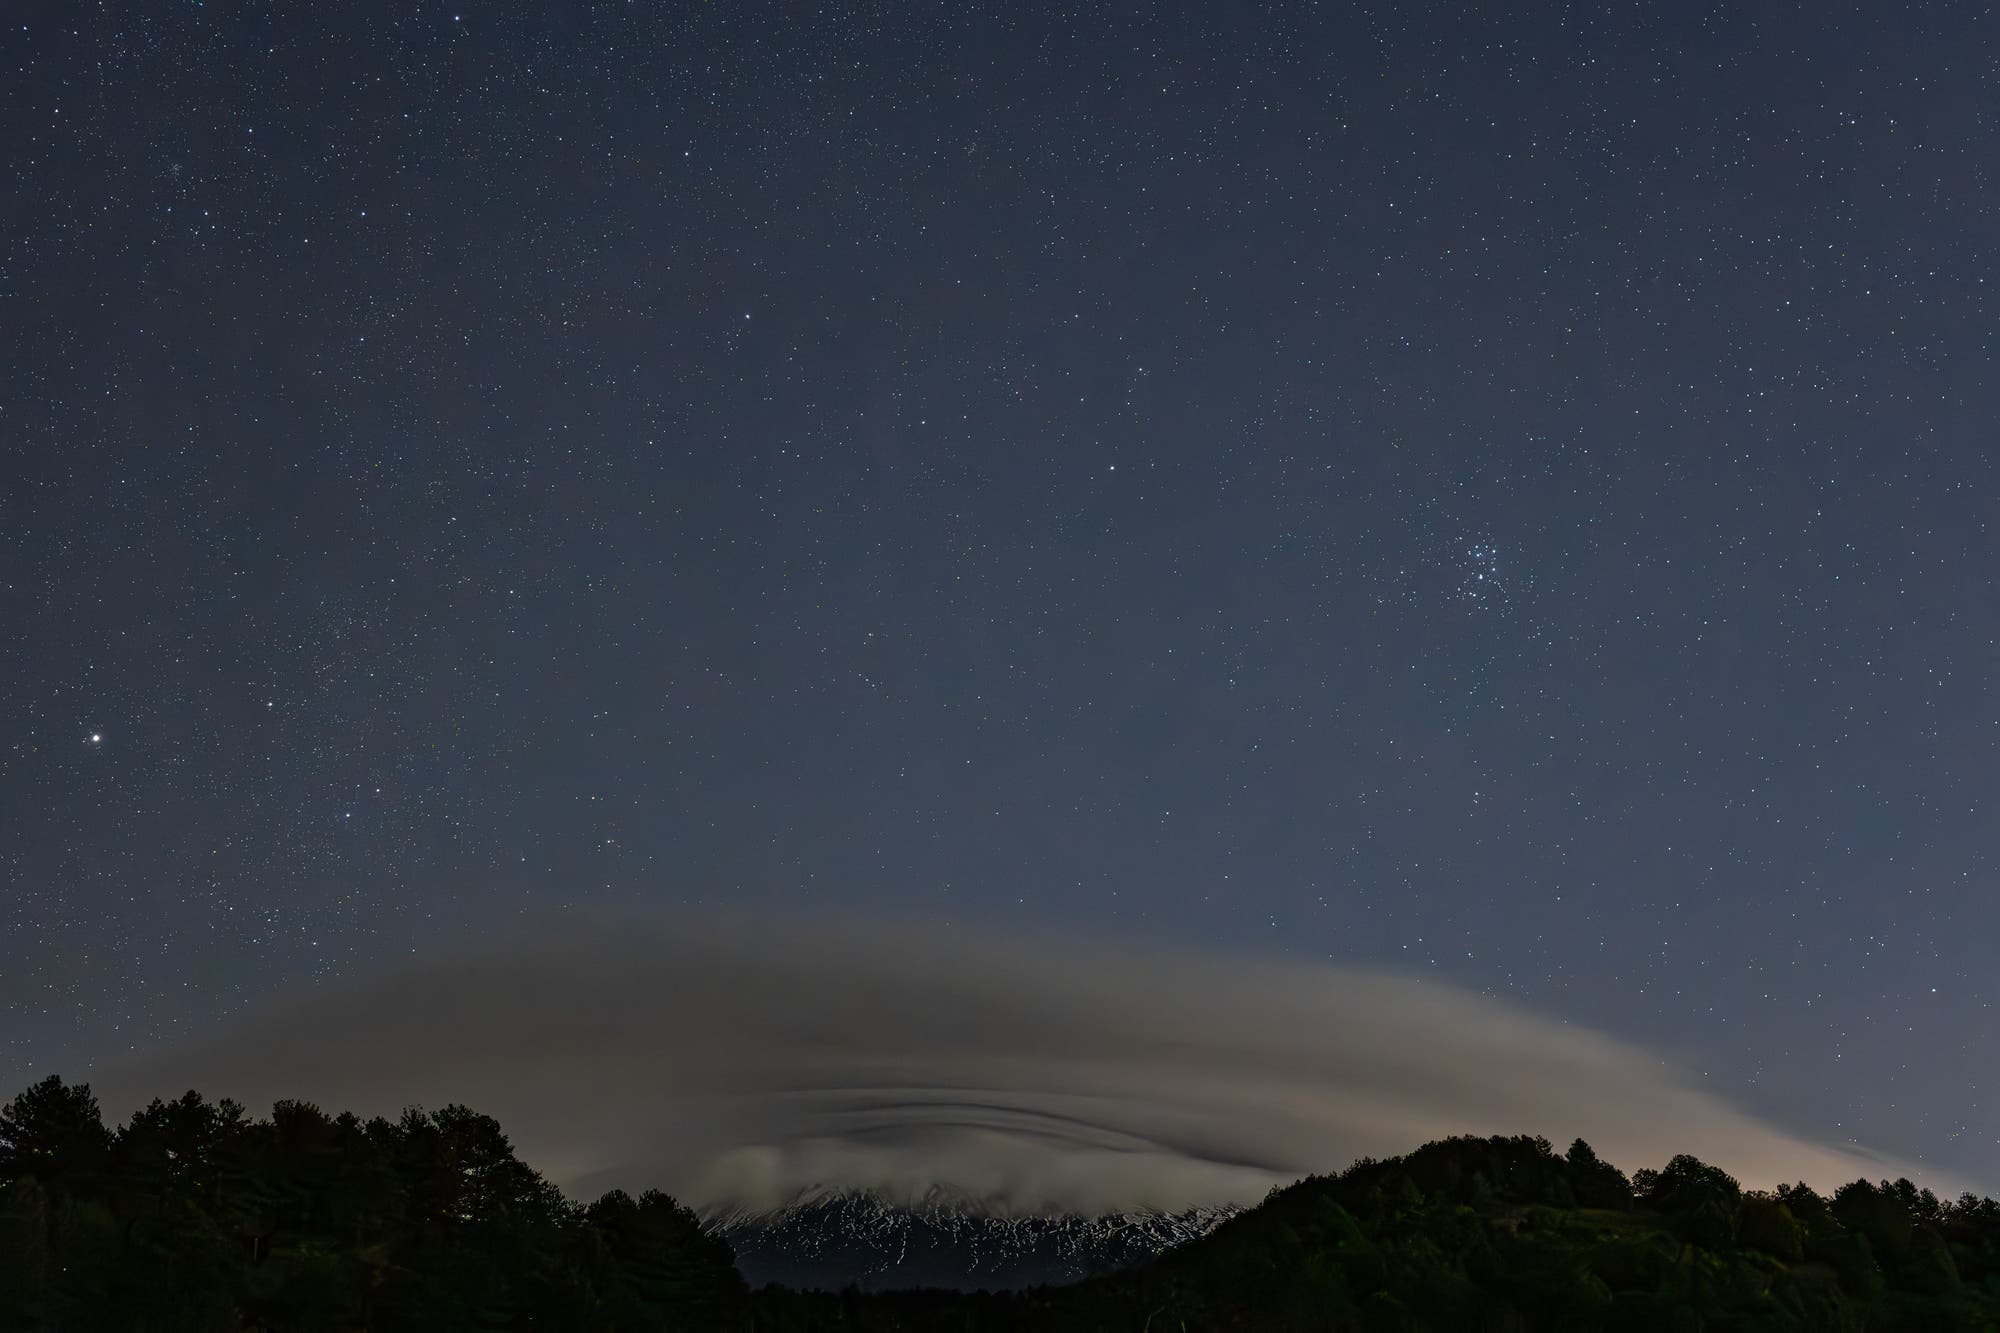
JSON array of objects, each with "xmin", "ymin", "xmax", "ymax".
[{"xmin": 3, "ymin": 4, "xmax": 1997, "ymax": 1185}]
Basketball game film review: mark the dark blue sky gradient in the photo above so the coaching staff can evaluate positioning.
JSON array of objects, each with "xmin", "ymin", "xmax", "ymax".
[{"xmin": 4, "ymin": 3, "xmax": 1995, "ymax": 1186}]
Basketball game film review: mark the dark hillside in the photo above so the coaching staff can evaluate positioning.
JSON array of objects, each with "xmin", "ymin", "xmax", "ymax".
[
  {"xmin": 752, "ymin": 1136, "xmax": 2000, "ymax": 1333},
  {"xmin": 0, "ymin": 1075, "xmax": 747, "ymax": 1331}
]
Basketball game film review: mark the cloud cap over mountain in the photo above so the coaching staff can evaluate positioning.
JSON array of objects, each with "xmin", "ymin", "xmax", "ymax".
[{"xmin": 92, "ymin": 915, "xmax": 1915, "ymax": 1213}]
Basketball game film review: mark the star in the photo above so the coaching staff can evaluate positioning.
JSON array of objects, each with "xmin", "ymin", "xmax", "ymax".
[{"xmin": 88, "ymin": 733, "xmax": 102, "ymax": 745}]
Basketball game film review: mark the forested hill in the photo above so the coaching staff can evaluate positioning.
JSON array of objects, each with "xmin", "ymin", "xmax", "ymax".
[
  {"xmin": 765, "ymin": 1137, "xmax": 2000, "ymax": 1332},
  {"xmin": 0, "ymin": 1075, "xmax": 746, "ymax": 1329},
  {"xmin": 4, "ymin": 1074, "xmax": 1998, "ymax": 1331}
]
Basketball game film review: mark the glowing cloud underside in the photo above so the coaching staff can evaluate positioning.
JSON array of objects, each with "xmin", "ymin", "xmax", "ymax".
[{"xmin": 93, "ymin": 916, "xmax": 1916, "ymax": 1214}]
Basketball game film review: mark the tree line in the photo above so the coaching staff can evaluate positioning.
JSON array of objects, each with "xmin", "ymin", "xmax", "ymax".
[
  {"xmin": 4, "ymin": 1073, "xmax": 1998, "ymax": 1330},
  {"xmin": 0, "ymin": 1074, "xmax": 745, "ymax": 1329}
]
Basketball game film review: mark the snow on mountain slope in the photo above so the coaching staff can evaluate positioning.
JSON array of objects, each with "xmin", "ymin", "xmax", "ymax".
[{"xmin": 705, "ymin": 1186, "xmax": 1237, "ymax": 1292}]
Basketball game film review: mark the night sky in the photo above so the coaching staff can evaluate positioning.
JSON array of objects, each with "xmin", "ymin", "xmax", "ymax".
[{"xmin": 4, "ymin": 4, "xmax": 1996, "ymax": 1190}]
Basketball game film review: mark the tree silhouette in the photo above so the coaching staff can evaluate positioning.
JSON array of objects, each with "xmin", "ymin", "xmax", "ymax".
[
  {"xmin": 1563, "ymin": 1138, "xmax": 1633, "ymax": 1210},
  {"xmin": 0, "ymin": 1076, "xmax": 112, "ymax": 1193}
]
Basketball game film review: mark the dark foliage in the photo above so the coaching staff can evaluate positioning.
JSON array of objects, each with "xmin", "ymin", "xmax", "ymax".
[
  {"xmin": 5, "ymin": 1075, "xmax": 1998, "ymax": 1331},
  {"xmin": 752, "ymin": 1135, "xmax": 2000, "ymax": 1333},
  {"xmin": 0, "ymin": 1075, "xmax": 749, "ymax": 1331}
]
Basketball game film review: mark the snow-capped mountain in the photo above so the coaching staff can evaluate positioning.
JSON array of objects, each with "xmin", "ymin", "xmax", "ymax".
[{"xmin": 704, "ymin": 1186, "xmax": 1237, "ymax": 1291}]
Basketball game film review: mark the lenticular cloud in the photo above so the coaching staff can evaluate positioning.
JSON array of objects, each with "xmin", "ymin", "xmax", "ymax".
[{"xmin": 92, "ymin": 914, "xmax": 1909, "ymax": 1213}]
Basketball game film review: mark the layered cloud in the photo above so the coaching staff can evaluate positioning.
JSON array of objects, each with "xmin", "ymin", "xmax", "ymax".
[{"xmin": 91, "ymin": 915, "xmax": 1914, "ymax": 1213}]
